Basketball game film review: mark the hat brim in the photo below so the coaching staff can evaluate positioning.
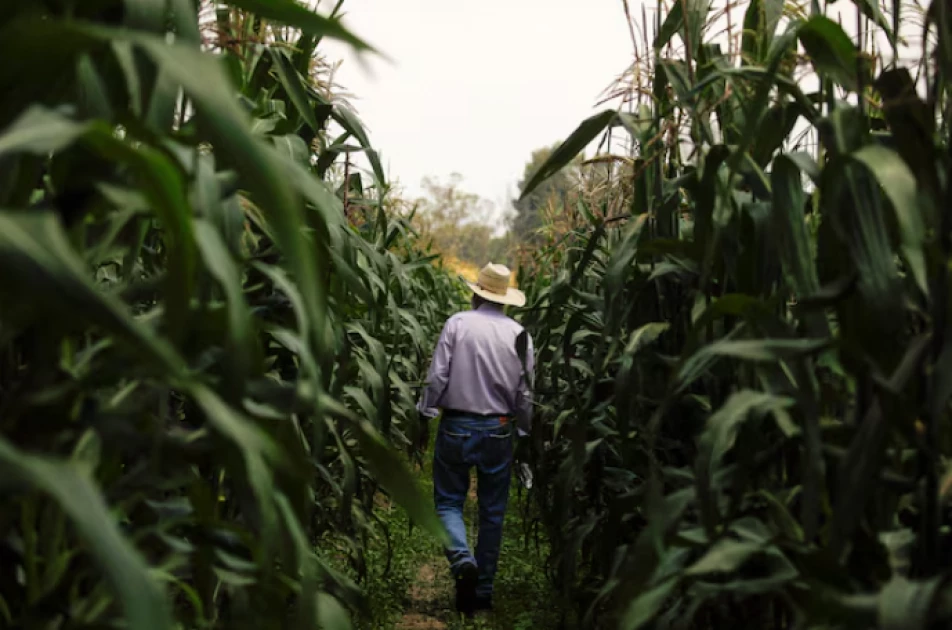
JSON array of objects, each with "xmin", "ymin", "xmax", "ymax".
[{"xmin": 466, "ymin": 281, "xmax": 526, "ymax": 307}]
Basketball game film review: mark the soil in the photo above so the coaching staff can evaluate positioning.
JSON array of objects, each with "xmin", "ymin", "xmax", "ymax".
[
  {"xmin": 395, "ymin": 559, "xmax": 450, "ymax": 629},
  {"xmin": 395, "ymin": 472, "xmax": 487, "ymax": 629}
]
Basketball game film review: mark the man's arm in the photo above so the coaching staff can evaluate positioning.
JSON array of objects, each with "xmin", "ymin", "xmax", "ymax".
[
  {"xmin": 514, "ymin": 332, "xmax": 535, "ymax": 437},
  {"xmin": 417, "ymin": 317, "xmax": 455, "ymax": 420}
]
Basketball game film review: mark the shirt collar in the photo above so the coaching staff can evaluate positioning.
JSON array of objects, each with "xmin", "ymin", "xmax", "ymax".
[{"xmin": 475, "ymin": 302, "xmax": 505, "ymax": 315}]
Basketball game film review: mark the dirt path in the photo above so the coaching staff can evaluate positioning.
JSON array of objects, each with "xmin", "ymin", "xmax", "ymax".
[
  {"xmin": 394, "ymin": 477, "xmax": 478, "ymax": 629},
  {"xmin": 343, "ymin": 445, "xmax": 569, "ymax": 629},
  {"xmin": 395, "ymin": 559, "xmax": 451, "ymax": 629}
]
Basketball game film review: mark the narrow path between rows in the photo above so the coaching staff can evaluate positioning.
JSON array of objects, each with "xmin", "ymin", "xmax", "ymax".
[{"xmin": 342, "ymin": 437, "xmax": 569, "ymax": 629}]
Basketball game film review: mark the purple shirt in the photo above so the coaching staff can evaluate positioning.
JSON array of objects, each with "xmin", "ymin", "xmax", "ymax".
[{"xmin": 417, "ymin": 304, "xmax": 535, "ymax": 434}]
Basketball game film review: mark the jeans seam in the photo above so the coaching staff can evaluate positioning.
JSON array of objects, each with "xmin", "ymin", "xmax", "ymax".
[{"xmin": 443, "ymin": 430, "xmax": 471, "ymax": 438}]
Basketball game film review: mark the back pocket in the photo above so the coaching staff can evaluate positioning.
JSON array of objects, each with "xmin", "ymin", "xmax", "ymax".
[
  {"xmin": 436, "ymin": 427, "xmax": 471, "ymax": 464},
  {"xmin": 482, "ymin": 427, "xmax": 513, "ymax": 468}
]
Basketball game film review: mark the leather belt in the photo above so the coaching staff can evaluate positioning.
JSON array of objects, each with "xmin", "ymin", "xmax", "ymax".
[{"xmin": 443, "ymin": 408, "xmax": 513, "ymax": 420}]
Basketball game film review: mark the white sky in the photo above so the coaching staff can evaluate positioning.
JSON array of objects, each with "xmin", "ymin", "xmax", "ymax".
[
  {"xmin": 322, "ymin": 0, "xmax": 635, "ymax": 213},
  {"xmin": 322, "ymin": 0, "xmax": 927, "ymax": 220}
]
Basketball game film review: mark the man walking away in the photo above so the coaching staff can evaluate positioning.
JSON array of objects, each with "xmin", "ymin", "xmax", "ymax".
[{"xmin": 417, "ymin": 262, "xmax": 534, "ymax": 617}]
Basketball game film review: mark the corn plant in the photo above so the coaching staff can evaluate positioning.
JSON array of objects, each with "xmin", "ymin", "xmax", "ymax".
[
  {"xmin": 519, "ymin": 0, "xmax": 952, "ymax": 626},
  {"xmin": 0, "ymin": 1, "xmax": 462, "ymax": 628}
]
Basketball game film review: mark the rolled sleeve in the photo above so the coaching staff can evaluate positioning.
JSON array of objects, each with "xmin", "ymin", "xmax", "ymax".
[
  {"xmin": 417, "ymin": 318, "xmax": 455, "ymax": 419},
  {"xmin": 515, "ymin": 332, "xmax": 535, "ymax": 436}
]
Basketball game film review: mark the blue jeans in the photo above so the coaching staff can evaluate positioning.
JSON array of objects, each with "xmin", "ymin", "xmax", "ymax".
[{"xmin": 433, "ymin": 414, "xmax": 513, "ymax": 599}]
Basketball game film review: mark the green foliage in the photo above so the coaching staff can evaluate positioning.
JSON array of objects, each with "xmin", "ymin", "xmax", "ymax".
[
  {"xmin": 0, "ymin": 1, "xmax": 466, "ymax": 628},
  {"xmin": 512, "ymin": 143, "xmax": 584, "ymax": 244},
  {"xmin": 517, "ymin": 0, "xmax": 952, "ymax": 627}
]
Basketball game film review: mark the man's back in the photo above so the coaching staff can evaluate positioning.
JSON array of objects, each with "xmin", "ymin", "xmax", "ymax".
[
  {"xmin": 417, "ymin": 302, "xmax": 534, "ymax": 433},
  {"xmin": 443, "ymin": 307, "xmax": 525, "ymax": 414}
]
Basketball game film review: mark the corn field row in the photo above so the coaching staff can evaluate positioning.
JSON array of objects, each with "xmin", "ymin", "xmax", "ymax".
[
  {"xmin": 515, "ymin": 0, "xmax": 952, "ymax": 626},
  {"xmin": 0, "ymin": 1, "xmax": 466, "ymax": 628}
]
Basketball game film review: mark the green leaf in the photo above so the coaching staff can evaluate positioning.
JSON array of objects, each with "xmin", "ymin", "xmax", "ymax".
[
  {"xmin": 771, "ymin": 154, "xmax": 821, "ymax": 297},
  {"xmin": 0, "ymin": 106, "xmax": 197, "ymax": 342},
  {"xmin": 684, "ymin": 539, "xmax": 765, "ymax": 575},
  {"xmin": 169, "ymin": 0, "xmax": 201, "ymax": 44},
  {"xmin": 742, "ymin": 0, "xmax": 784, "ymax": 62},
  {"xmin": 751, "ymin": 101, "xmax": 803, "ymax": 167},
  {"xmin": 194, "ymin": 219, "xmax": 256, "ymax": 383},
  {"xmin": 352, "ymin": 421, "xmax": 448, "ymax": 545},
  {"xmin": 620, "ymin": 578, "xmax": 679, "ymax": 630},
  {"xmin": 76, "ymin": 55, "xmax": 114, "ymax": 119},
  {"xmin": 654, "ymin": 0, "xmax": 684, "ymax": 50},
  {"xmin": 676, "ymin": 338, "xmax": 831, "ymax": 393},
  {"xmin": 877, "ymin": 576, "xmax": 944, "ymax": 630},
  {"xmin": 651, "ymin": 0, "xmax": 712, "ymax": 55},
  {"xmin": 145, "ymin": 66, "xmax": 180, "ymax": 132},
  {"xmin": 833, "ymin": 0, "xmax": 893, "ymax": 42},
  {"xmin": 270, "ymin": 48, "xmax": 319, "ymax": 132},
  {"xmin": 519, "ymin": 110, "xmax": 616, "ymax": 200},
  {"xmin": 694, "ymin": 391, "xmax": 794, "ymax": 533},
  {"xmin": 797, "ymin": 16, "xmax": 858, "ymax": 91},
  {"xmin": 624, "ymin": 322, "xmax": 670, "ymax": 356},
  {"xmin": 875, "ymin": 69, "xmax": 938, "ymax": 200},
  {"xmin": 274, "ymin": 133, "xmax": 311, "ymax": 163},
  {"xmin": 683, "ymin": 0, "xmax": 712, "ymax": 57},
  {"xmin": 605, "ymin": 214, "xmax": 650, "ymax": 303},
  {"xmin": 131, "ymin": 32, "xmax": 330, "ymax": 358},
  {"xmin": 0, "ymin": 437, "xmax": 172, "ymax": 630},
  {"xmin": 317, "ymin": 592, "xmax": 353, "ymax": 630},
  {"xmin": 223, "ymin": 0, "xmax": 376, "ymax": 52},
  {"xmin": 0, "ymin": 209, "xmax": 186, "ymax": 375},
  {"xmin": 122, "ymin": 0, "xmax": 167, "ymax": 32},
  {"xmin": 188, "ymin": 384, "xmax": 282, "ymax": 544},
  {"xmin": 820, "ymin": 107, "xmax": 905, "ymax": 370},
  {"xmin": 0, "ymin": 106, "xmax": 89, "ymax": 155},
  {"xmin": 659, "ymin": 59, "xmax": 692, "ymax": 103},
  {"xmin": 852, "ymin": 144, "xmax": 927, "ymax": 297},
  {"xmin": 699, "ymin": 390, "xmax": 795, "ymax": 479},
  {"xmin": 331, "ymin": 104, "xmax": 386, "ymax": 186}
]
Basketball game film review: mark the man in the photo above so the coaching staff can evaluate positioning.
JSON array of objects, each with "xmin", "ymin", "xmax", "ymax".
[{"xmin": 417, "ymin": 262, "xmax": 534, "ymax": 616}]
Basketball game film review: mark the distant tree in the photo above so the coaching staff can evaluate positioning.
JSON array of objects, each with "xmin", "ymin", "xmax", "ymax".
[
  {"xmin": 486, "ymin": 235, "xmax": 511, "ymax": 264},
  {"xmin": 510, "ymin": 144, "xmax": 584, "ymax": 244},
  {"xmin": 411, "ymin": 173, "xmax": 510, "ymax": 266}
]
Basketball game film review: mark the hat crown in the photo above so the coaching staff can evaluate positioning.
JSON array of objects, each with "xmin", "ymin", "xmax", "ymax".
[
  {"xmin": 476, "ymin": 263, "xmax": 511, "ymax": 295},
  {"xmin": 466, "ymin": 262, "xmax": 525, "ymax": 307}
]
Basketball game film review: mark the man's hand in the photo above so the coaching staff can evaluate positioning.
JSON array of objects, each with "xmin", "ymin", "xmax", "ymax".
[
  {"xmin": 412, "ymin": 411, "xmax": 433, "ymax": 461},
  {"xmin": 513, "ymin": 430, "xmax": 533, "ymax": 489},
  {"xmin": 513, "ymin": 428, "xmax": 531, "ymax": 463}
]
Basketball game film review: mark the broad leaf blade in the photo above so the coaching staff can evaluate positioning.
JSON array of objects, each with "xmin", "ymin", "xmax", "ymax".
[
  {"xmin": 0, "ymin": 437, "xmax": 173, "ymax": 630},
  {"xmin": 519, "ymin": 110, "xmax": 616, "ymax": 200},
  {"xmin": 223, "ymin": 0, "xmax": 376, "ymax": 51},
  {"xmin": 797, "ymin": 16, "xmax": 858, "ymax": 91}
]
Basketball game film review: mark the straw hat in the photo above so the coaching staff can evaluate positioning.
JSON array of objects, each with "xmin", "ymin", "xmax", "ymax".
[{"xmin": 466, "ymin": 263, "xmax": 526, "ymax": 307}]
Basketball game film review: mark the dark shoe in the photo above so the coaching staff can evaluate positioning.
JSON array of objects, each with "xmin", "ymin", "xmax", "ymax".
[{"xmin": 454, "ymin": 561, "xmax": 478, "ymax": 615}]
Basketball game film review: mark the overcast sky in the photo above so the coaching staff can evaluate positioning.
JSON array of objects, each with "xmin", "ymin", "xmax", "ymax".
[
  {"xmin": 322, "ymin": 0, "xmax": 926, "ymax": 220},
  {"xmin": 323, "ymin": 0, "xmax": 635, "ymax": 213}
]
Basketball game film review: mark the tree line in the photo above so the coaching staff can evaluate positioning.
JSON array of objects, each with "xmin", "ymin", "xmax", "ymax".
[{"xmin": 408, "ymin": 144, "xmax": 586, "ymax": 269}]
